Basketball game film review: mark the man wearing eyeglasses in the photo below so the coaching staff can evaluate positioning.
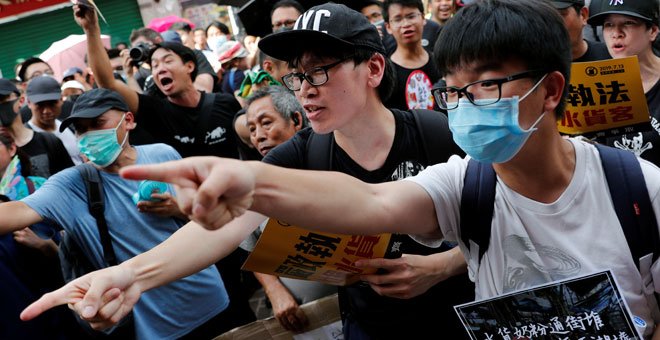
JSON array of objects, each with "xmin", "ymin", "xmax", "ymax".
[
  {"xmin": 383, "ymin": 0, "xmax": 441, "ymax": 110},
  {"xmin": 270, "ymin": 0, "xmax": 304, "ymax": 33}
]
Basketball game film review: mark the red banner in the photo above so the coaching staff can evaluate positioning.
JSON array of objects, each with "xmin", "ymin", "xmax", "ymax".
[{"xmin": 0, "ymin": 0, "xmax": 69, "ymax": 19}]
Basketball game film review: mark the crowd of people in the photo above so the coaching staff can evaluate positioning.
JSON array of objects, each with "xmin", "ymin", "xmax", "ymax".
[{"xmin": 0, "ymin": 0, "xmax": 659, "ymax": 339}]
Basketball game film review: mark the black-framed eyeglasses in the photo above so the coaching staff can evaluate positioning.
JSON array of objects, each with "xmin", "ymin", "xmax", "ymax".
[
  {"xmin": 281, "ymin": 56, "xmax": 352, "ymax": 91},
  {"xmin": 431, "ymin": 70, "xmax": 545, "ymax": 110}
]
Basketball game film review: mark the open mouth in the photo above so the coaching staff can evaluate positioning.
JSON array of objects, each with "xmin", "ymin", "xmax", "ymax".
[{"xmin": 160, "ymin": 77, "xmax": 173, "ymax": 86}]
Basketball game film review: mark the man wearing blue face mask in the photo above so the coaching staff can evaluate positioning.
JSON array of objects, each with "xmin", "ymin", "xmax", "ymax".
[{"xmin": 0, "ymin": 88, "xmax": 245, "ymax": 339}]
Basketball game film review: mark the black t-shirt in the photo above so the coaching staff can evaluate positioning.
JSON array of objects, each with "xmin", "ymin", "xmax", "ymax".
[
  {"xmin": 382, "ymin": 20, "xmax": 441, "ymax": 57},
  {"xmin": 385, "ymin": 57, "xmax": 441, "ymax": 111},
  {"xmin": 263, "ymin": 109, "xmax": 473, "ymax": 338},
  {"xmin": 20, "ymin": 131, "xmax": 74, "ymax": 178},
  {"xmin": 136, "ymin": 92, "xmax": 241, "ymax": 158},
  {"xmin": 604, "ymin": 79, "xmax": 660, "ymax": 166},
  {"xmin": 574, "ymin": 39, "xmax": 611, "ymax": 63}
]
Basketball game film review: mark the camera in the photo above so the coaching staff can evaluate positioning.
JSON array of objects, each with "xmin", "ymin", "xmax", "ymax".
[{"xmin": 129, "ymin": 43, "xmax": 152, "ymax": 67}]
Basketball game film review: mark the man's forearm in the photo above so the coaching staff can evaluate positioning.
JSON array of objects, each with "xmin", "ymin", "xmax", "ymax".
[
  {"xmin": 125, "ymin": 212, "xmax": 265, "ymax": 293},
  {"xmin": 247, "ymin": 161, "xmax": 438, "ymax": 236},
  {"xmin": 83, "ymin": 23, "xmax": 117, "ymax": 88}
]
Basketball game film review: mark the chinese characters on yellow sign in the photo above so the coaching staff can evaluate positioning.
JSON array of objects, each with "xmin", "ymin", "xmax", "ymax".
[
  {"xmin": 242, "ymin": 219, "xmax": 392, "ymax": 286},
  {"xmin": 558, "ymin": 56, "xmax": 650, "ymax": 138}
]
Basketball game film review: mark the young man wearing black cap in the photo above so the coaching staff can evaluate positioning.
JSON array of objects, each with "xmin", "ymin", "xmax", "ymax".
[
  {"xmin": 74, "ymin": 5, "xmax": 241, "ymax": 159},
  {"xmin": 0, "ymin": 78, "xmax": 73, "ymax": 178},
  {"xmin": 22, "ymin": 3, "xmax": 472, "ymax": 339},
  {"xmin": 25, "ymin": 76, "xmax": 82, "ymax": 165},
  {"xmin": 0, "ymin": 88, "xmax": 243, "ymax": 339},
  {"xmin": 589, "ymin": 0, "xmax": 660, "ymax": 165},
  {"xmin": 552, "ymin": 0, "xmax": 611, "ymax": 62}
]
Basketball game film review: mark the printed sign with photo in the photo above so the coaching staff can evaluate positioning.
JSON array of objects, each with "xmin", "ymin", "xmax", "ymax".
[{"xmin": 455, "ymin": 270, "xmax": 640, "ymax": 340}]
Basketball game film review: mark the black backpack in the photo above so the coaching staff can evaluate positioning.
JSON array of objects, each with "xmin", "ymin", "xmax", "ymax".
[{"xmin": 58, "ymin": 163, "xmax": 135, "ymax": 339}]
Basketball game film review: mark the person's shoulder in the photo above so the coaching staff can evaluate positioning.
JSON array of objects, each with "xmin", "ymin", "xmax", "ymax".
[
  {"xmin": 136, "ymin": 143, "xmax": 182, "ymax": 160},
  {"xmin": 207, "ymin": 91, "xmax": 241, "ymax": 111},
  {"xmin": 262, "ymin": 128, "xmax": 313, "ymax": 166}
]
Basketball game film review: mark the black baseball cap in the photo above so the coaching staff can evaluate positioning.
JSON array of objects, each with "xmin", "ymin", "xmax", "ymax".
[
  {"xmin": 26, "ymin": 76, "xmax": 61, "ymax": 103},
  {"xmin": 0, "ymin": 78, "xmax": 19, "ymax": 96},
  {"xmin": 60, "ymin": 88, "xmax": 129, "ymax": 132},
  {"xmin": 588, "ymin": 0, "xmax": 659, "ymax": 26},
  {"xmin": 258, "ymin": 3, "xmax": 386, "ymax": 62},
  {"xmin": 550, "ymin": 0, "xmax": 585, "ymax": 9}
]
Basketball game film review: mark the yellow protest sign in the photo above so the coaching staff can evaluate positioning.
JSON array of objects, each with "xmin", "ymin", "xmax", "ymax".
[
  {"xmin": 558, "ymin": 56, "xmax": 650, "ymax": 137},
  {"xmin": 242, "ymin": 219, "xmax": 392, "ymax": 286}
]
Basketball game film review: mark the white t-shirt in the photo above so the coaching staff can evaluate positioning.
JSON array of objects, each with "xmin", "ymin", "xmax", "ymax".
[
  {"xmin": 29, "ymin": 120, "xmax": 83, "ymax": 165},
  {"xmin": 407, "ymin": 138, "xmax": 660, "ymax": 337}
]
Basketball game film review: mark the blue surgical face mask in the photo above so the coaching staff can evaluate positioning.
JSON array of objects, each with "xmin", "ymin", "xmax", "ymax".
[
  {"xmin": 207, "ymin": 35, "xmax": 227, "ymax": 53},
  {"xmin": 448, "ymin": 74, "xmax": 547, "ymax": 164},
  {"xmin": 77, "ymin": 114, "xmax": 128, "ymax": 167}
]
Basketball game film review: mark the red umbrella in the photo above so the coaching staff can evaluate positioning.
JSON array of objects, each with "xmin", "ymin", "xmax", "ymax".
[{"xmin": 147, "ymin": 15, "xmax": 196, "ymax": 33}]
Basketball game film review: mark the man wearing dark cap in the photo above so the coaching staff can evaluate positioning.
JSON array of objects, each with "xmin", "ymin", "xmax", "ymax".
[
  {"xmin": 0, "ymin": 87, "xmax": 240, "ymax": 339},
  {"xmin": 589, "ymin": 0, "xmax": 660, "ymax": 166},
  {"xmin": 0, "ymin": 78, "xmax": 73, "ymax": 178},
  {"xmin": 551, "ymin": 0, "xmax": 611, "ymax": 62},
  {"xmin": 26, "ymin": 76, "xmax": 82, "ymax": 165}
]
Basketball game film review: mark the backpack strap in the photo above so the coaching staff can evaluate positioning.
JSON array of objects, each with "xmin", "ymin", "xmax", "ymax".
[
  {"xmin": 25, "ymin": 177, "xmax": 36, "ymax": 194},
  {"xmin": 411, "ymin": 109, "xmax": 464, "ymax": 165},
  {"xmin": 305, "ymin": 132, "xmax": 334, "ymax": 171},
  {"xmin": 459, "ymin": 159, "xmax": 497, "ymax": 265},
  {"xmin": 76, "ymin": 163, "xmax": 119, "ymax": 266},
  {"xmin": 595, "ymin": 144, "xmax": 660, "ymax": 269}
]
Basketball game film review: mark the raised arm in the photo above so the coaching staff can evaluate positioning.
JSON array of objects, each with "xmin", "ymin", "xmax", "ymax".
[
  {"xmin": 120, "ymin": 157, "xmax": 441, "ymax": 236},
  {"xmin": 0, "ymin": 201, "xmax": 43, "ymax": 235},
  {"xmin": 73, "ymin": 5, "xmax": 139, "ymax": 113}
]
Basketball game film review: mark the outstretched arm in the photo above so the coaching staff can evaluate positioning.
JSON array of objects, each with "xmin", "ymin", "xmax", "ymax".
[
  {"xmin": 0, "ymin": 201, "xmax": 43, "ymax": 235},
  {"xmin": 21, "ymin": 212, "xmax": 266, "ymax": 327},
  {"xmin": 120, "ymin": 157, "xmax": 441, "ymax": 236}
]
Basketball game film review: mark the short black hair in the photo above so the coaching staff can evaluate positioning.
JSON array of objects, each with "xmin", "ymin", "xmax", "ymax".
[
  {"xmin": 18, "ymin": 57, "xmax": 48, "ymax": 82},
  {"xmin": 148, "ymin": 42, "xmax": 198, "ymax": 81},
  {"xmin": 171, "ymin": 22, "xmax": 193, "ymax": 33},
  {"xmin": 383, "ymin": 0, "xmax": 425, "ymax": 22},
  {"xmin": 270, "ymin": 0, "xmax": 305, "ymax": 19},
  {"xmin": 129, "ymin": 28, "xmax": 162, "ymax": 44},
  {"xmin": 434, "ymin": 0, "xmax": 571, "ymax": 117},
  {"xmin": 289, "ymin": 47, "xmax": 395, "ymax": 104},
  {"xmin": 107, "ymin": 48, "xmax": 122, "ymax": 59},
  {"xmin": 206, "ymin": 21, "xmax": 230, "ymax": 35}
]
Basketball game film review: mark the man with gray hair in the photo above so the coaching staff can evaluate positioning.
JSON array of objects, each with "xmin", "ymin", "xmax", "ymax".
[{"xmin": 245, "ymin": 85, "xmax": 307, "ymax": 157}]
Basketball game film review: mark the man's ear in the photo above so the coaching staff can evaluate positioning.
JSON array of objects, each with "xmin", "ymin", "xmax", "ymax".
[
  {"xmin": 292, "ymin": 111, "xmax": 303, "ymax": 130},
  {"xmin": 124, "ymin": 111, "xmax": 137, "ymax": 130},
  {"xmin": 262, "ymin": 59, "xmax": 273, "ymax": 74},
  {"xmin": 367, "ymin": 54, "xmax": 386, "ymax": 89},
  {"xmin": 542, "ymin": 71, "xmax": 566, "ymax": 115}
]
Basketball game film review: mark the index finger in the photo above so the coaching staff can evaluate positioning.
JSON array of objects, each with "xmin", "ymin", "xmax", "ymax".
[
  {"xmin": 120, "ymin": 157, "xmax": 211, "ymax": 188},
  {"xmin": 354, "ymin": 257, "xmax": 398, "ymax": 269},
  {"xmin": 20, "ymin": 286, "xmax": 84, "ymax": 321}
]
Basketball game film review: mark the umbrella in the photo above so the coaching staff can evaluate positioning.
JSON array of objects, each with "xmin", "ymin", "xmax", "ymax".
[
  {"xmin": 147, "ymin": 15, "xmax": 196, "ymax": 33},
  {"xmin": 39, "ymin": 34, "xmax": 111, "ymax": 83}
]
